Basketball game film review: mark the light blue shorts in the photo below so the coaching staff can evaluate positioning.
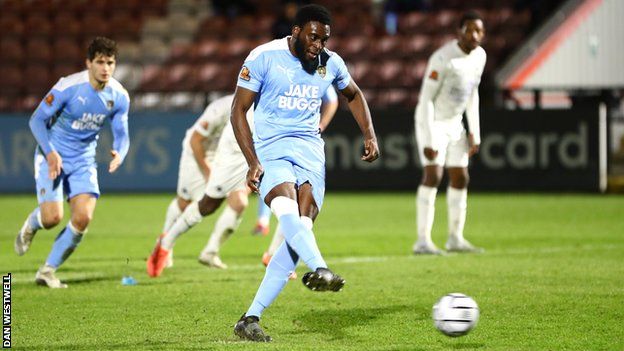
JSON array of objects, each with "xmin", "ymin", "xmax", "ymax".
[
  {"xmin": 256, "ymin": 136, "xmax": 325, "ymax": 210},
  {"xmin": 34, "ymin": 153, "xmax": 100, "ymax": 203}
]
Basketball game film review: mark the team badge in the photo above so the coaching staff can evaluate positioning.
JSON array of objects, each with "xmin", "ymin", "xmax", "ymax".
[
  {"xmin": 429, "ymin": 70, "xmax": 439, "ymax": 81},
  {"xmin": 239, "ymin": 66, "xmax": 251, "ymax": 81},
  {"xmin": 40, "ymin": 188, "xmax": 46, "ymax": 196},
  {"xmin": 44, "ymin": 93, "xmax": 55, "ymax": 106},
  {"xmin": 317, "ymin": 66, "xmax": 326, "ymax": 78},
  {"xmin": 106, "ymin": 100, "xmax": 114, "ymax": 110}
]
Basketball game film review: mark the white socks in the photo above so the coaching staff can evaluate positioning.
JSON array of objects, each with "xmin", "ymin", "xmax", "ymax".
[
  {"xmin": 416, "ymin": 185, "xmax": 438, "ymax": 246},
  {"xmin": 446, "ymin": 186, "xmax": 467, "ymax": 241},
  {"xmin": 267, "ymin": 216, "xmax": 313, "ymax": 256},
  {"xmin": 162, "ymin": 201, "xmax": 203, "ymax": 250},
  {"xmin": 202, "ymin": 205, "xmax": 243, "ymax": 254},
  {"xmin": 162, "ymin": 198, "xmax": 183, "ymax": 233}
]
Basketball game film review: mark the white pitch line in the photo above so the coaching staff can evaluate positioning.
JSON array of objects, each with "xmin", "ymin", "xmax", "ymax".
[{"xmin": 6, "ymin": 244, "xmax": 621, "ymax": 283}]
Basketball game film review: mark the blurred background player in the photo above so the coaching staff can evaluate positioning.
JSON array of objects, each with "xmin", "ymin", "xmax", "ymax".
[
  {"xmin": 158, "ymin": 94, "xmax": 248, "ymax": 269},
  {"xmin": 147, "ymin": 94, "xmax": 254, "ymax": 276},
  {"xmin": 260, "ymin": 85, "xmax": 338, "ymax": 266},
  {"xmin": 413, "ymin": 11, "xmax": 486, "ymax": 255},
  {"xmin": 14, "ymin": 37, "xmax": 130, "ymax": 288},
  {"xmin": 231, "ymin": 4, "xmax": 379, "ymax": 341}
]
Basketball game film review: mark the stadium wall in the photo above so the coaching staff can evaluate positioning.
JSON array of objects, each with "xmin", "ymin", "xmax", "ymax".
[{"xmin": 0, "ymin": 107, "xmax": 602, "ymax": 193}]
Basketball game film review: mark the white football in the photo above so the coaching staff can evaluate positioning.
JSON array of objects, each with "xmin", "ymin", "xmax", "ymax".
[{"xmin": 432, "ymin": 293, "xmax": 480, "ymax": 337}]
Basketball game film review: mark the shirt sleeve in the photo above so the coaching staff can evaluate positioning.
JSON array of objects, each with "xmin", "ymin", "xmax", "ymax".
[
  {"xmin": 414, "ymin": 51, "xmax": 447, "ymax": 148},
  {"xmin": 236, "ymin": 50, "xmax": 267, "ymax": 92},
  {"xmin": 322, "ymin": 85, "xmax": 338, "ymax": 103},
  {"xmin": 330, "ymin": 53, "xmax": 351, "ymax": 90},
  {"xmin": 110, "ymin": 94, "xmax": 130, "ymax": 163},
  {"xmin": 194, "ymin": 95, "xmax": 231, "ymax": 137},
  {"xmin": 28, "ymin": 80, "xmax": 70, "ymax": 155}
]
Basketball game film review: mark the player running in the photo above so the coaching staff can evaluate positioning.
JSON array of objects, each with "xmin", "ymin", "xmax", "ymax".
[{"xmin": 14, "ymin": 37, "xmax": 130, "ymax": 288}]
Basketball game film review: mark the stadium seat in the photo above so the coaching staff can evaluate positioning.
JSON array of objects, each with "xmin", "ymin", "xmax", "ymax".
[
  {"xmin": 140, "ymin": 38, "xmax": 170, "ymax": 63},
  {"xmin": 372, "ymin": 36, "xmax": 402, "ymax": 59},
  {"xmin": 23, "ymin": 64, "xmax": 52, "ymax": 95},
  {"xmin": 400, "ymin": 34, "xmax": 431, "ymax": 59},
  {"xmin": 218, "ymin": 38, "xmax": 251, "ymax": 62},
  {"xmin": 397, "ymin": 12, "xmax": 427, "ymax": 35},
  {"xmin": 349, "ymin": 60, "xmax": 374, "ymax": 88},
  {"xmin": 52, "ymin": 63, "xmax": 81, "ymax": 80},
  {"xmin": 339, "ymin": 35, "xmax": 370, "ymax": 61},
  {"xmin": 168, "ymin": 13, "xmax": 200, "ymax": 44},
  {"xmin": 117, "ymin": 42, "xmax": 142, "ymax": 64},
  {"xmin": 165, "ymin": 63, "xmax": 194, "ymax": 91},
  {"xmin": 52, "ymin": 13, "xmax": 83, "ymax": 40},
  {"xmin": 0, "ymin": 15, "xmax": 24, "ymax": 40},
  {"xmin": 196, "ymin": 16, "xmax": 229, "ymax": 39},
  {"xmin": 25, "ymin": 38, "xmax": 52, "ymax": 64},
  {"xmin": 191, "ymin": 39, "xmax": 221, "ymax": 63},
  {"xmin": 109, "ymin": 13, "xmax": 142, "ymax": 42},
  {"xmin": 82, "ymin": 13, "xmax": 111, "ymax": 39},
  {"xmin": 377, "ymin": 60, "xmax": 404, "ymax": 88},
  {"xmin": 0, "ymin": 38, "xmax": 24, "ymax": 64},
  {"xmin": 24, "ymin": 14, "xmax": 53, "ymax": 40},
  {"xmin": 52, "ymin": 38, "xmax": 82, "ymax": 65},
  {"xmin": 0, "ymin": 65, "xmax": 23, "ymax": 95},
  {"xmin": 399, "ymin": 59, "xmax": 427, "ymax": 88}
]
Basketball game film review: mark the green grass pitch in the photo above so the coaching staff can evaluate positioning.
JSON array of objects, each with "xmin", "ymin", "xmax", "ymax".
[{"xmin": 1, "ymin": 193, "xmax": 622, "ymax": 350}]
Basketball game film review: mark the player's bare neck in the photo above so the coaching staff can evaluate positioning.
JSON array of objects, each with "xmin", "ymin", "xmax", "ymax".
[
  {"xmin": 89, "ymin": 78, "xmax": 106, "ymax": 91},
  {"xmin": 287, "ymin": 36, "xmax": 297, "ymax": 58},
  {"xmin": 457, "ymin": 41, "xmax": 472, "ymax": 55}
]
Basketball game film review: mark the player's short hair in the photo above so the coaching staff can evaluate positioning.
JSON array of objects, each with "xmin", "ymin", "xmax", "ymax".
[
  {"xmin": 459, "ymin": 11, "xmax": 483, "ymax": 28},
  {"xmin": 87, "ymin": 37, "xmax": 118, "ymax": 61},
  {"xmin": 295, "ymin": 4, "xmax": 331, "ymax": 27}
]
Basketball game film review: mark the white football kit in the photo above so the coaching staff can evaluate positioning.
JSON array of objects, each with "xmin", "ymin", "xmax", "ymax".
[
  {"xmin": 415, "ymin": 39, "xmax": 486, "ymax": 168},
  {"xmin": 177, "ymin": 95, "xmax": 253, "ymax": 201}
]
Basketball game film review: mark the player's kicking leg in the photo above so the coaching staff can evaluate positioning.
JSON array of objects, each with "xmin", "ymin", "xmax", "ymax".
[{"xmin": 15, "ymin": 202, "xmax": 63, "ymax": 255}]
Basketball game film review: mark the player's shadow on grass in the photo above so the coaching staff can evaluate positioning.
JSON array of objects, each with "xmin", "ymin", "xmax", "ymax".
[{"xmin": 291, "ymin": 304, "xmax": 410, "ymax": 341}]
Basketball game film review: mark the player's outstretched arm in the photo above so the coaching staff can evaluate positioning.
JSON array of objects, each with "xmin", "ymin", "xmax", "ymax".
[
  {"xmin": 339, "ymin": 81, "xmax": 379, "ymax": 162},
  {"xmin": 231, "ymin": 86, "xmax": 262, "ymax": 192}
]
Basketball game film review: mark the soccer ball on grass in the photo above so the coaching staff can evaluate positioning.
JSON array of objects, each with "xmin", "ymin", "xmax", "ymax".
[{"xmin": 432, "ymin": 293, "xmax": 479, "ymax": 337}]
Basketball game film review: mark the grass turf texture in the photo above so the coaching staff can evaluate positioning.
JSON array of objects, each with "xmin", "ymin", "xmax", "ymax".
[{"xmin": 0, "ymin": 193, "xmax": 622, "ymax": 350}]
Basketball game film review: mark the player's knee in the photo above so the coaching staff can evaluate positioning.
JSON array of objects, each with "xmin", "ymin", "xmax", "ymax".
[
  {"xmin": 450, "ymin": 173, "xmax": 469, "ymax": 189},
  {"xmin": 42, "ymin": 213, "xmax": 63, "ymax": 229},
  {"xmin": 198, "ymin": 196, "xmax": 222, "ymax": 216},
  {"xmin": 227, "ymin": 191, "xmax": 248, "ymax": 213},
  {"xmin": 71, "ymin": 212, "xmax": 93, "ymax": 232},
  {"xmin": 422, "ymin": 173, "xmax": 442, "ymax": 187}
]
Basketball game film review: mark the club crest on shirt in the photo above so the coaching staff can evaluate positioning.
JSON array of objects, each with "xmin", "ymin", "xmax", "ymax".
[
  {"xmin": 45, "ymin": 93, "xmax": 55, "ymax": 106},
  {"xmin": 429, "ymin": 70, "xmax": 439, "ymax": 81},
  {"xmin": 317, "ymin": 66, "xmax": 326, "ymax": 78},
  {"xmin": 239, "ymin": 66, "xmax": 251, "ymax": 81},
  {"xmin": 107, "ymin": 100, "xmax": 114, "ymax": 110},
  {"xmin": 40, "ymin": 188, "xmax": 46, "ymax": 196}
]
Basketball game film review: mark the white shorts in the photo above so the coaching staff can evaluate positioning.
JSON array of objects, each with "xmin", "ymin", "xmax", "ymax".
[
  {"xmin": 204, "ymin": 140, "xmax": 249, "ymax": 199},
  {"xmin": 417, "ymin": 121, "xmax": 469, "ymax": 168},
  {"xmin": 176, "ymin": 151, "xmax": 212, "ymax": 202}
]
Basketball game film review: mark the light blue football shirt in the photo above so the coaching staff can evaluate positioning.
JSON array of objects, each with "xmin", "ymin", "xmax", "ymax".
[
  {"xmin": 237, "ymin": 37, "xmax": 350, "ymax": 143},
  {"xmin": 30, "ymin": 70, "xmax": 130, "ymax": 164}
]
